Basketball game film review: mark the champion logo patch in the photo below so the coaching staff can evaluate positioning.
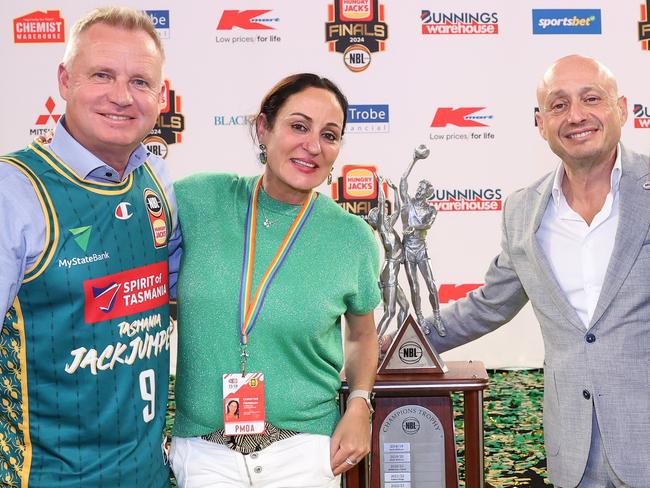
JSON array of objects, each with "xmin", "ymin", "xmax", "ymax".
[{"xmin": 115, "ymin": 202, "xmax": 133, "ymax": 220}]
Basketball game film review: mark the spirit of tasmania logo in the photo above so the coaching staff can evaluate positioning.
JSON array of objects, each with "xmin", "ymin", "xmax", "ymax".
[
  {"xmin": 83, "ymin": 261, "xmax": 168, "ymax": 324},
  {"xmin": 331, "ymin": 165, "xmax": 390, "ymax": 218},
  {"xmin": 421, "ymin": 11, "xmax": 499, "ymax": 35},
  {"xmin": 633, "ymin": 104, "xmax": 650, "ymax": 128},
  {"xmin": 325, "ymin": 0, "xmax": 388, "ymax": 72},
  {"xmin": 640, "ymin": 1, "xmax": 650, "ymax": 50},
  {"xmin": 14, "ymin": 10, "xmax": 64, "ymax": 43},
  {"xmin": 144, "ymin": 80, "xmax": 184, "ymax": 159}
]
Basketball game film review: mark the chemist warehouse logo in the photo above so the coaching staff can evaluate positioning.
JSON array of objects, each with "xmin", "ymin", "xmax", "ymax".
[
  {"xmin": 326, "ymin": 0, "xmax": 388, "ymax": 72},
  {"xmin": 14, "ymin": 10, "xmax": 65, "ymax": 43},
  {"xmin": 532, "ymin": 9, "xmax": 602, "ymax": 35},
  {"xmin": 331, "ymin": 165, "xmax": 390, "ymax": 218},
  {"xmin": 83, "ymin": 261, "xmax": 168, "ymax": 324},
  {"xmin": 421, "ymin": 11, "xmax": 499, "ymax": 35},
  {"xmin": 633, "ymin": 104, "xmax": 650, "ymax": 128},
  {"xmin": 429, "ymin": 188, "xmax": 503, "ymax": 212},
  {"xmin": 347, "ymin": 104, "xmax": 389, "ymax": 133}
]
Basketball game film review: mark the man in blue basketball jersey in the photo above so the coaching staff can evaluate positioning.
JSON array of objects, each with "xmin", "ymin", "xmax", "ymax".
[{"xmin": 0, "ymin": 7, "xmax": 180, "ymax": 487}]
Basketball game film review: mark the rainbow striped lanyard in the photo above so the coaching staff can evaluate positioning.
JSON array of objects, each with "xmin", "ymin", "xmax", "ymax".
[{"xmin": 238, "ymin": 177, "xmax": 317, "ymax": 374}]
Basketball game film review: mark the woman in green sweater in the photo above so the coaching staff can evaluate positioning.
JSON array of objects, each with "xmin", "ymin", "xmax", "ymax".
[{"xmin": 170, "ymin": 74, "xmax": 380, "ymax": 487}]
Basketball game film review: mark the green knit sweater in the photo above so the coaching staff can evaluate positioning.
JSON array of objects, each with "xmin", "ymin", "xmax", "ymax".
[{"xmin": 173, "ymin": 173, "xmax": 380, "ymax": 437}]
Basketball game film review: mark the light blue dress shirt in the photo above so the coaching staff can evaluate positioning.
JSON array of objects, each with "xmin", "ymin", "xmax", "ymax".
[{"xmin": 0, "ymin": 118, "xmax": 182, "ymax": 315}]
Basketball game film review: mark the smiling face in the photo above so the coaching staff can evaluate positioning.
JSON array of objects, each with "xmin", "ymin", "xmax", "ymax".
[
  {"xmin": 58, "ymin": 22, "xmax": 165, "ymax": 171},
  {"xmin": 535, "ymin": 55, "xmax": 627, "ymax": 169},
  {"xmin": 257, "ymin": 87, "xmax": 344, "ymax": 204}
]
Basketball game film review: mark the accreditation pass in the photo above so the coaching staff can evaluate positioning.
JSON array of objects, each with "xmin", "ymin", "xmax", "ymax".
[{"xmin": 222, "ymin": 373, "xmax": 266, "ymax": 435}]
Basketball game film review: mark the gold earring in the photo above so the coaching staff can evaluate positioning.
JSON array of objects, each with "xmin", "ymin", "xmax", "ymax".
[
  {"xmin": 327, "ymin": 170, "xmax": 333, "ymax": 185},
  {"xmin": 259, "ymin": 144, "xmax": 267, "ymax": 165}
]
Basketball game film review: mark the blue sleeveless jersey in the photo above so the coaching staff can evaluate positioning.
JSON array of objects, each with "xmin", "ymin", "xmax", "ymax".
[{"xmin": 0, "ymin": 142, "xmax": 173, "ymax": 487}]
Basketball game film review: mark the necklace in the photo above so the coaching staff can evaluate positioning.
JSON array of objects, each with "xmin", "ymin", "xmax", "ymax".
[{"xmin": 260, "ymin": 205, "xmax": 274, "ymax": 228}]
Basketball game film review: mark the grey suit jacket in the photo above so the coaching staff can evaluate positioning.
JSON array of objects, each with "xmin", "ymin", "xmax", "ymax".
[{"xmin": 429, "ymin": 146, "xmax": 650, "ymax": 487}]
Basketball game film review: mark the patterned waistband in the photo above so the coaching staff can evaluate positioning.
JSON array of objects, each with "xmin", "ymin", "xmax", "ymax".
[{"xmin": 201, "ymin": 422, "xmax": 298, "ymax": 454}]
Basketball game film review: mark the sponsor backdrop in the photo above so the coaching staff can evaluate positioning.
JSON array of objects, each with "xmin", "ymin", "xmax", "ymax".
[{"xmin": 2, "ymin": 1, "xmax": 649, "ymax": 368}]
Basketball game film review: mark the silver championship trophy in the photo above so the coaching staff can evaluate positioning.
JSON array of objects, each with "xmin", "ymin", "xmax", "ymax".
[{"xmin": 343, "ymin": 146, "xmax": 488, "ymax": 488}]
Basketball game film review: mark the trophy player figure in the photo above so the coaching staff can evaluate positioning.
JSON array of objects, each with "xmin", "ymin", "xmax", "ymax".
[
  {"xmin": 399, "ymin": 145, "xmax": 446, "ymax": 336},
  {"xmin": 367, "ymin": 174, "xmax": 409, "ymax": 343}
]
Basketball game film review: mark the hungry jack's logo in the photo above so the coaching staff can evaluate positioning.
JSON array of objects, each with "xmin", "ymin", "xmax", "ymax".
[
  {"xmin": 330, "ymin": 165, "xmax": 390, "ymax": 218},
  {"xmin": 325, "ymin": 0, "xmax": 388, "ymax": 72}
]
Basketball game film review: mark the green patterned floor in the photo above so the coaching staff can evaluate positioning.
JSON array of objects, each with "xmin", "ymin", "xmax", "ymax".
[
  {"xmin": 453, "ymin": 369, "xmax": 550, "ymax": 487},
  {"xmin": 166, "ymin": 370, "xmax": 549, "ymax": 486}
]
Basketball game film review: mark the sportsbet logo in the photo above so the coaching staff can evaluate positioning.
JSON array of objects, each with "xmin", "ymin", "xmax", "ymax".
[
  {"xmin": 83, "ymin": 261, "xmax": 168, "ymax": 323},
  {"xmin": 342, "ymin": 166, "xmax": 377, "ymax": 199}
]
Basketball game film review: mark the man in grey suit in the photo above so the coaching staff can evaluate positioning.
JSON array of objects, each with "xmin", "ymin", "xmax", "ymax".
[{"xmin": 426, "ymin": 55, "xmax": 649, "ymax": 487}]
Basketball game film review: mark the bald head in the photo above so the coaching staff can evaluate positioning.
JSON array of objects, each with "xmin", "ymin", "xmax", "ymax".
[
  {"xmin": 537, "ymin": 55, "xmax": 618, "ymax": 108},
  {"xmin": 534, "ymin": 54, "xmax": 627, "ymax": 169}
]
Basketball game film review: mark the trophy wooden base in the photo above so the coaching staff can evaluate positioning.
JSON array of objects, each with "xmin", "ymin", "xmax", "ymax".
[{"xmin": 341, "ymin": 360, "xmax": 488, "ymax": 488}]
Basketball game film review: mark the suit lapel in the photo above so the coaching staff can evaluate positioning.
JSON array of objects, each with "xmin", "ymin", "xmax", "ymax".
[
  {"xmin": 523, "ymin": 174, "xmax": 585, "ymax": 331},
  {"xmin": 589, "ymin": 147, "xmax": 650, "ymax": 328}
]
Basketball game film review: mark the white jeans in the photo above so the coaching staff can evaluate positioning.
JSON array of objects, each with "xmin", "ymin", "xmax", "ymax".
[{"xmin": 170, "ymin": 434, "xmax": 341, "ymax": 488}]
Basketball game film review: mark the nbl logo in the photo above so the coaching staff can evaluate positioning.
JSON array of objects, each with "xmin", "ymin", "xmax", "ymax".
[
  {"xmin": 402, "ymin": 417, "xmax": 421, "ymax": 435},
  {"xmin": 399, "ymin": 341, "xmax": 423, "ymax": 364}
]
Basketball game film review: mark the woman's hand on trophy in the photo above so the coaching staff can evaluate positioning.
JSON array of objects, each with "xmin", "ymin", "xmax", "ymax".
[{"xmin": 329, "ymin": 401, "xmax": 372, "ymax": 475}]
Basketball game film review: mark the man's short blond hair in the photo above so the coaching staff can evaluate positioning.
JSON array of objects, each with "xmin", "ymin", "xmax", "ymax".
[{"xmin": 62, "ymin": 7, "xmax": 165, "ymax": 68}]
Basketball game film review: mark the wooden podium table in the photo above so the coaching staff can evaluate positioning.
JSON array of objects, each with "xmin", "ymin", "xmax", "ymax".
[{"xmin": 341, "ymin": 360, "xmax": 489, "ymax": 488}]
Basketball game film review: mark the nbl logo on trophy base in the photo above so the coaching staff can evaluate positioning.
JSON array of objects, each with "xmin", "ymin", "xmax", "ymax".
[
  {"xmin": 144, "ymin": 80, "xmax": 184, "ymax": 159},
  {"xmin": 640, "ymin": 1, "xmax": 650, "ymax": 50},
  {"xmin": 325, "ymin": 0, "xmax": 388, "ymax": 72},
  {"xmin": 330, "ymin": 165, "xmax": 390, "ymax": 218}
]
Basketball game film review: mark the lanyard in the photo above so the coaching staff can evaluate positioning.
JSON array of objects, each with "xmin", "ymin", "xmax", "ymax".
[{"xmin": 238, "ymin": 177, "xmax": 317, "ymax": 374}]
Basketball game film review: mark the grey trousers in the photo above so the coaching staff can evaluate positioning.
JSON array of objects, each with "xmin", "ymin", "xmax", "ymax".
[{"xmin": 574, "ymin": 411, "xmax": 630, "ymax": 488}]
